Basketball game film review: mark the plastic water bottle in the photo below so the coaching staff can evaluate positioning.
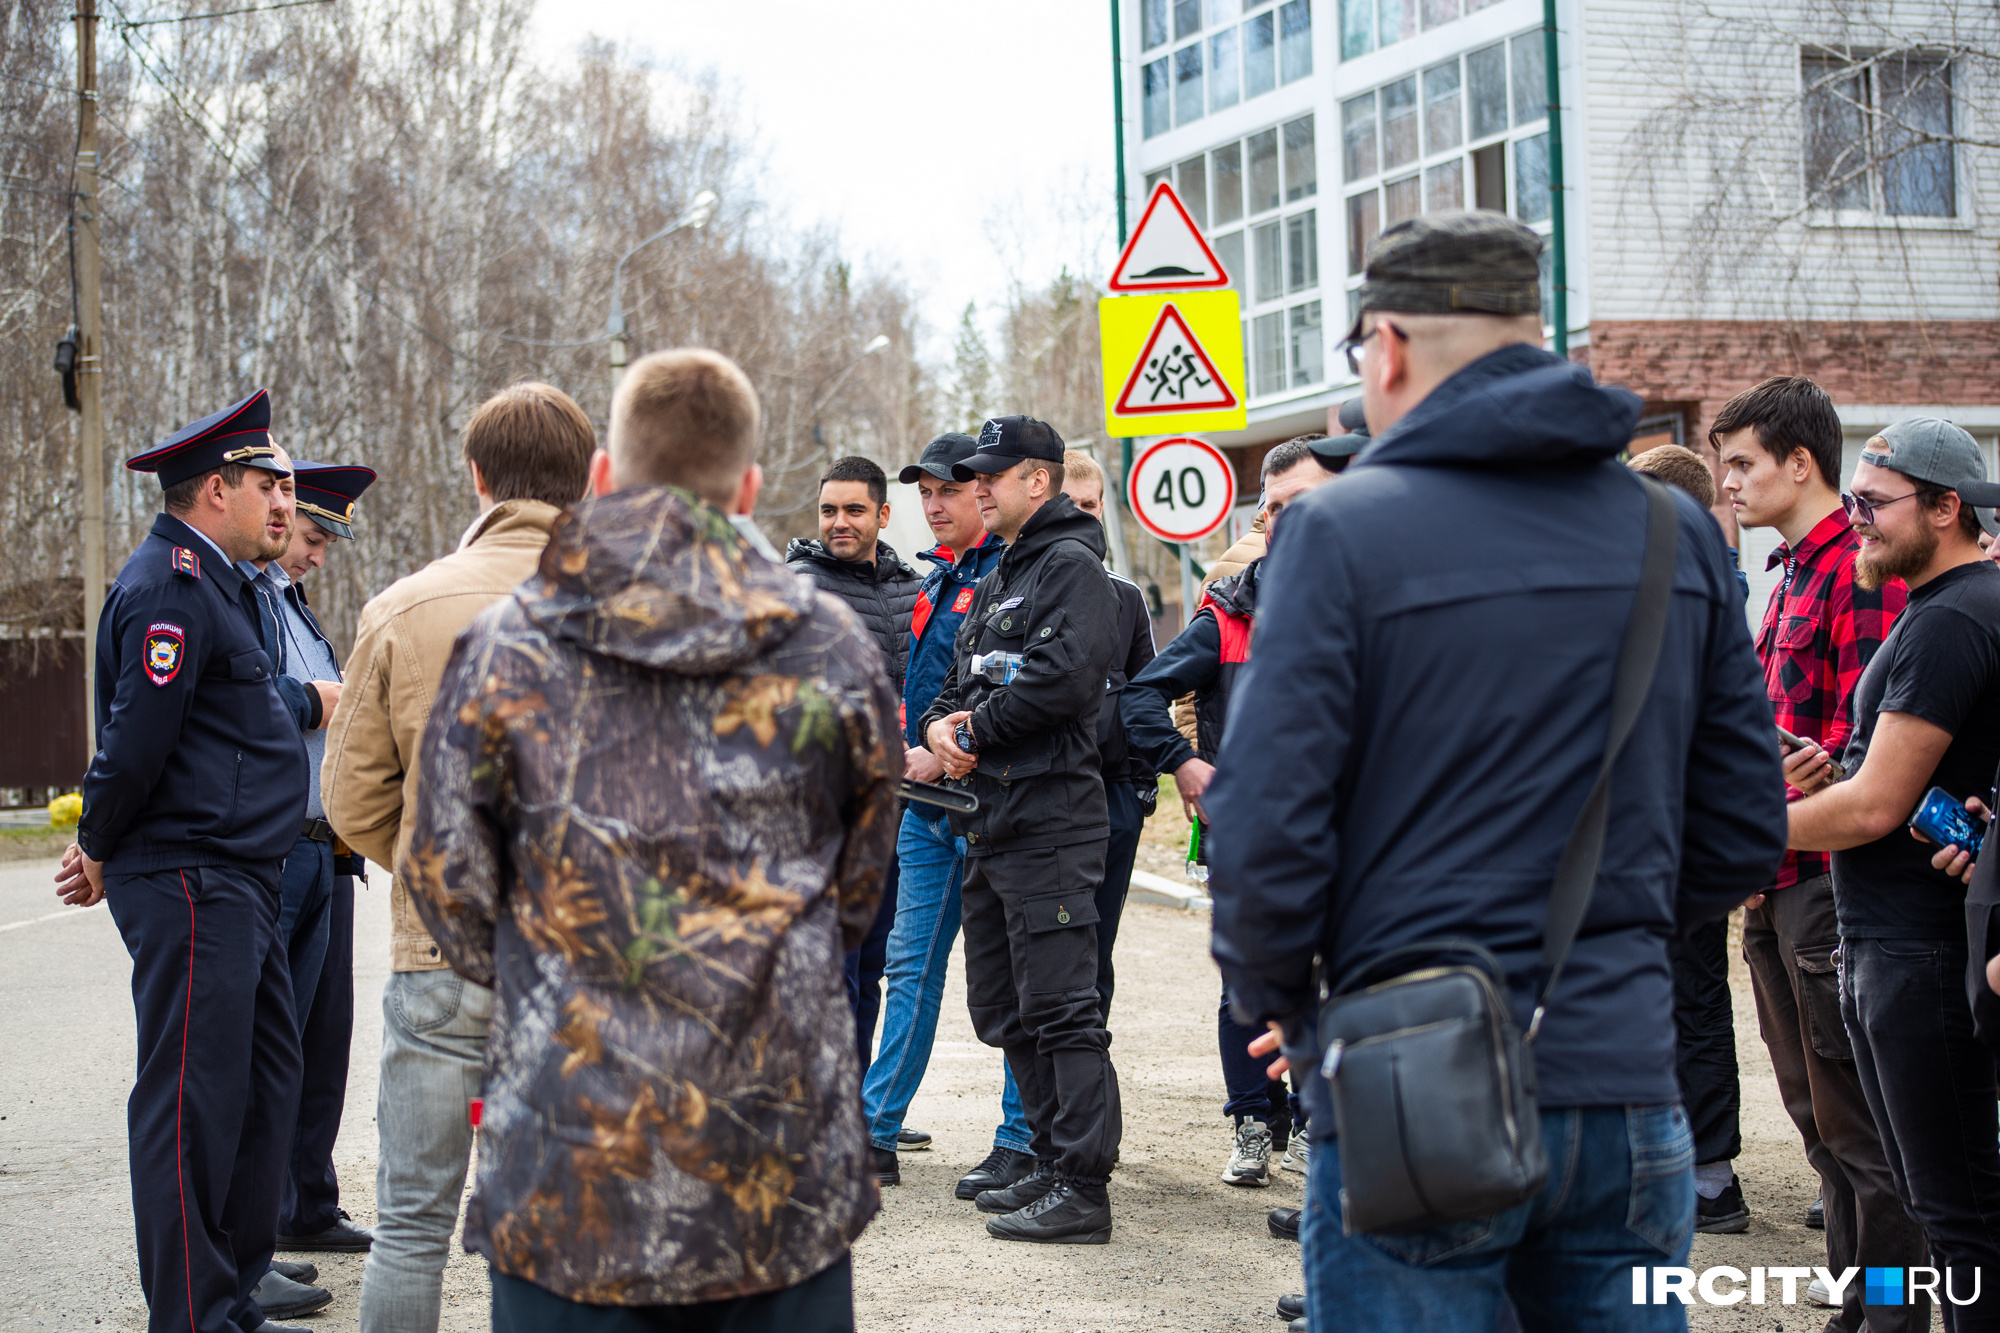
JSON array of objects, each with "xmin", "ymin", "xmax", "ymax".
[{"xmin": 1186, "ymin": 819, "xmax": 1209, "ymax": 886}]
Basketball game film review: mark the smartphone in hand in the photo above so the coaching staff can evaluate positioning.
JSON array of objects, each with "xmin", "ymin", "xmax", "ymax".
[
  {"xmin": 1777, "ymin": 725, "xmax": 1846, "ymax": 782},
  {"xmin": 1910, "ymin": 786, "xmax": 1985, "ymax": 857}
]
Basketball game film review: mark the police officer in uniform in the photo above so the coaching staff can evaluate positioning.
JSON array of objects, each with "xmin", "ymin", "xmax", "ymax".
[
  {"xmin": 56, "ymin": 388, "xmax": 312, "ymax": 1333},
  {"xmin": 920, "ymin": 415, "xmax": 1123, "ymax": 1244},
  {"xmin": 263, "ymin": 462, "xmax": 378, "ymax": 1255}
]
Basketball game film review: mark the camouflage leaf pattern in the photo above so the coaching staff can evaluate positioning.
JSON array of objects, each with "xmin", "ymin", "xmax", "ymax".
[{"xmin": 400, "ymin": 486, "xmax": 900, "ymax": 1305}]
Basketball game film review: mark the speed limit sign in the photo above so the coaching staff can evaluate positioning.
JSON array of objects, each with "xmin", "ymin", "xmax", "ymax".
[{"xmin": 1126, "ymin": 436, "xmax": 1237, "ymax": 543}]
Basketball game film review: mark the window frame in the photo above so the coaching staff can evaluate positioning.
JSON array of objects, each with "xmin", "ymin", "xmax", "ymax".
[{"xmin": 1800, "ymin": 49, "xmax": 1964, "ymax": 227}]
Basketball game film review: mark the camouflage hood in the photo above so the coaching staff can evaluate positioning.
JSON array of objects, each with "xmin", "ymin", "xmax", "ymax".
[{"xmin": 519, "ymin": 486, "xmax": 817, "ymax": 675}]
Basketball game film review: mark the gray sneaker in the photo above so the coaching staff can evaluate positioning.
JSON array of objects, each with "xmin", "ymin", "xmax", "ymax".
[
  {"xmin": 1281, "ymin": 1136, "xmax": 1311, "ymax": 1174},
  {"xmin": 1222, "ymin": 1118, "xmax": 1272, "ymax": 1187}
]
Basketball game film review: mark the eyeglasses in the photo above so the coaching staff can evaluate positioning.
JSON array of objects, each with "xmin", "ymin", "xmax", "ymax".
[
  {"xmin": 1841, "ymin": 490, "xmax": 1922, "ymax": 526},
  {"xmin": 1343, "ymin": 320, "xmax": 1406, "ymax": 376}
]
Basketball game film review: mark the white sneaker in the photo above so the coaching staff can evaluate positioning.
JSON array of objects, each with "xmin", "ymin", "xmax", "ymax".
[
  {"xmin": 1807, "ymin": 1277, "xmax": 1834, "ymax": 1308},
  {"xmin": 1281, "ymin": 1136, "xmax": 1310, "ymax": 1174},
  {"xmin": 1222, "ymin": 1119, "xmax": 1272, "ymax": 1187}
]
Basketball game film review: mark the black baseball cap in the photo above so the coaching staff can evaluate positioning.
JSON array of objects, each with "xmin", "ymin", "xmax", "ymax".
[
  {"xmin": 1342, "ymin": 210, "xmax": 1543, "ymax": 343},
  {"xmin": 951, "ymin": 415, "xmax": 1065, "ymax": 481},
  {"xmin": 1307, "ymin": 398, "xmax": 1371, "ymax": 467},
  {"xmin": 899, "ymin": 432, "xmax": 979, "ymax": 485}
]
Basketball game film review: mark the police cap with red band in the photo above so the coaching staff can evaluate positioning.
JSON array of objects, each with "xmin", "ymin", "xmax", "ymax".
[
  {"xmin": 291, "ymin": 460, "xmax": 378, "ymax": 540},
  {"xmin": 126, "ymin": 388, "xmax": 291, "ymax": 488}
]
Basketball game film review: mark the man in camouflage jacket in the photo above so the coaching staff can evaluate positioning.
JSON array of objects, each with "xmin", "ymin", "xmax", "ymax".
[{"xmin": 402, "ymin": 442, "xmax": 900, "ymax": 1318}]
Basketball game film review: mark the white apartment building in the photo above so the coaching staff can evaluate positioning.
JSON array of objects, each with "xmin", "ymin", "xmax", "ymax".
[{"xmin": 1119, "ymin": 0, "xmax": 2000, "ymax": 603}]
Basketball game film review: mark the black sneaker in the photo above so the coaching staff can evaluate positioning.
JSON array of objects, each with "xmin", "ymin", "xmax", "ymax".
[
  {"xmin": 1277, "ymin": 1293, "xmax": 1306, "ymax": 1319},
  {"xmin": 1806, "ymin": 1193, "xmax": 1825, "ymax": 1229},
  {"xmin": 976, "ymin": 1161, "xmax": 1057, "ymax": 1214},
  {"xmin": 896, "ymin": 1128, "xmax": 932, "ymax": 1151},
  {"xmin": 985, "ymin": 1178, "xmax": 1111, "ymax": 1245},
  {"xmin": 1268, "ymin": 1206, "xmax": 1300, "ymax": 1242},
  {"xmin": 276, "ymin": 1208, "xmax": 372, "ymax": 1252},
  {"xmin": 1695, "ymin": 1175, "xmax": 1749, "ymax": 1234},
  {"xmin": 872, "ymin": 1145, "xmax": 900, "ymax": 1187},
  {"xmin": 956, "ymin": 1146, "xmax": 1036, "ymax": 1201}
]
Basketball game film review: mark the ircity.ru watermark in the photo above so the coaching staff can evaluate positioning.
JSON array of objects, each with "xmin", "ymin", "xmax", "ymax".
[{"xmin": 1632, "ymin": 1266, "xmax": 1984, "ymax": 1307}]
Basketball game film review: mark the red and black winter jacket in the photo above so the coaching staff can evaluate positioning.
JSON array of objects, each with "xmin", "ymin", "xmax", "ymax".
[{"xmin": 1120, "ymin": 557, "xmax": 1261, "ymax": 772}]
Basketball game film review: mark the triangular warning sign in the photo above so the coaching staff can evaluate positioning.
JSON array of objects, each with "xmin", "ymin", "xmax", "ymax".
[
  {"xmin": 1108, "ymin": 182, "xmax": 1231, "ymax": 292},
  {"xmin": 1112, "ymin": 302, "xmax": 1240, "ymax": 416}
]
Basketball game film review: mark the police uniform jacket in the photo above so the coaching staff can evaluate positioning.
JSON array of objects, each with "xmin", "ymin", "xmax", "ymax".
[
  {"xmin": 919, "ymin": 493, "xmax": 1119, "ymax": 856},
  {"xmin": 78, "ymin": 513, "xmax": 309, "ymax": 871}
]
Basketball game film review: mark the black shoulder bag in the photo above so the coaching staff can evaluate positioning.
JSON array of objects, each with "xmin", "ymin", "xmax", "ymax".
[{"xmin": 1316, "ymin": 477, "xmax": 1679, "ymax": 1236}]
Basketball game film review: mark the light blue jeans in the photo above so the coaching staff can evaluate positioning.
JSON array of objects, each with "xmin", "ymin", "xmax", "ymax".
[
  {"xmin": 1303, "ymin": 1103, "xmax": 1694, "ymax": 1332},
  {"xmin": 357, "ymin": 969, "xmax": 493, "ymax": 1333},
  {"xmin": 862, "ymin": 805, "xmax": 1029, "ymax": 1154}
]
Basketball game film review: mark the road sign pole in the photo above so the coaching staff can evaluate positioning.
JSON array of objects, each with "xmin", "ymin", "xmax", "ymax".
[{"xmin": 1179, "ymin": 543, "xmax": 1196, "ymax": 626}]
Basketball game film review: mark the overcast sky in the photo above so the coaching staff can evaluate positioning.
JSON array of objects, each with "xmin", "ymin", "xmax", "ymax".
[{"xmin": 527, "ymin": 2, "xmax": 1119, "ymax": 350}]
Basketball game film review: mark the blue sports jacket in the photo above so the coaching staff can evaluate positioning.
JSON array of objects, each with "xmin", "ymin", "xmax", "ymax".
[{"xmin": 902, "ymin": 533, "xmax": 1003, "ymax": 747}]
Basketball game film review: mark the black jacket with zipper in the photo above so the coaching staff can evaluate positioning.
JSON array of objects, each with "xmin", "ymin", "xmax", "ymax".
[
  {"xmin": 920, "ymin": 494, "xmax": 1119, "ymax": 855},
  {"xmin": 785, "ymin": 537, "xmax": 924, "ymax": 689}
]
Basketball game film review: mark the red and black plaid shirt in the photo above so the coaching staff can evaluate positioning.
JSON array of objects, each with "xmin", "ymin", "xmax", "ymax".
[{"xmin": 1757, "ymin": 509, "xmax": 1907, "ymax": 890}]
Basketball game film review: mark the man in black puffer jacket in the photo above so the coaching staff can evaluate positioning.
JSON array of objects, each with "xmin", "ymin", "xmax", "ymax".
[
  {"xmin": 786, "ymin": 455, "xmax": 924, "ymax": 687},
  {"xmin": 787, "ymin": 454, "xmax": 923, "ymax": 1075},
  {"xmin": 922, "ymin": 415, "xmax": 1122, "ymax": 1246}
]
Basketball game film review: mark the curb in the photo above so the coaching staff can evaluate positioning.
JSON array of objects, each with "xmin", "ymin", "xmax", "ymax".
[{"xmin": 1128, "ymin": 868, "xmax": 1211, "ymax": 912}]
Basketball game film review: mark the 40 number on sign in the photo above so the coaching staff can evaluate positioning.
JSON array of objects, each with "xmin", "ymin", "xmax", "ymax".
[{"xmin": 1126, "ymin": 437, "xmax": 1237, "ymax": 544}]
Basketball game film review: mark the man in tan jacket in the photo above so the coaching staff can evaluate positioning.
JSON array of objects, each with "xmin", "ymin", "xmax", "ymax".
[{"xmin": 321, "ymin": 382, "xmax": 594, "ymax": 1333}]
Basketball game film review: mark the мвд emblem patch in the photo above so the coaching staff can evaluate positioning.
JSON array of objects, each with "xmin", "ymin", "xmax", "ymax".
[{"xmin": 144, "ymin": 623, "xmax": 185, "ymax": 686}]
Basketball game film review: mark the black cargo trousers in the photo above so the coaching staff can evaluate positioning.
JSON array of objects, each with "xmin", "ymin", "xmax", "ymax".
[{"xmin": 961, "ymin": 837, "xmax": 1122, "ymax": 1181}]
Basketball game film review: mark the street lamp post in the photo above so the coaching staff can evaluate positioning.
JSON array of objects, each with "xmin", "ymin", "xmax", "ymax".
[
  {"xmin": 809, "ymin": 333, "xmax": 891, "ymax": 460},
  {"xmin": 607, "ymin": 189, "xmax": 718, "ymax": 389}
]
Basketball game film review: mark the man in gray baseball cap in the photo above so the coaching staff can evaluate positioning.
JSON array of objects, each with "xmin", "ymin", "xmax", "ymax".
[{"xmin": 1787, "ymin": 414, "xmax": 2000, "ymax": 1320}]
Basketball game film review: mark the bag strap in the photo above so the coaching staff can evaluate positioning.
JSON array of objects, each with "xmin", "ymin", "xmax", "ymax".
[{"xmin": 1528, "ymin": 477, "xmax": 1679, "ymax": 1041}]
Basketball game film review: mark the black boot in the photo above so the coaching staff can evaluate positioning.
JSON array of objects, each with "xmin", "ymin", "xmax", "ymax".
[
  {"xmin": 1277, "ymin": 1293, "xmax": 1306, "ymax": 1319},
  {"xmin": 872, "ymin": 1145, "xmax": 900, "ymax": 1186},
  {"xmin": 955, "ymin": 1147, "xmax": 1036, "ymax": 1201},
  {"xmin": 975, "ymin": 1160, "xmax": 1057, "ymax": 1214},
  {"xmin": 1268, "ymin": 1206, "xmax": 1300, "ymax": 1241},
  {"xmin": 985, "ymin": 1178, "xmax": 1111, "ymax": 1245}
]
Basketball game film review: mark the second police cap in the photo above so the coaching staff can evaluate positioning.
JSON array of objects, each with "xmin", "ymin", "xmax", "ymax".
[
  {"xmin": 1343, "ymin": 210, "xmax": 1544, "ymax": 343},
  {"xmin": 952, "ymin": 416, "xmax": 1066, "ymax": 482},
  {"xmin": 899, "ymin": 432, "xmax": 979, "ymax": 485},
  {"xmin": 291, "ymin": 460, "xmax": 380, "ymax": 540},
  {"xmin": 127, "ymin": 388, "xmax": 291, "ymax": 488},
  {"xmin": 1862, "ymin": 418, "xmax": 2000, "ymax": 535}
]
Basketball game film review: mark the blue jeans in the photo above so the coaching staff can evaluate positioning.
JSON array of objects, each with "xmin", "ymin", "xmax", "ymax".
[
  {"xmin": 861, "ymin": 806, "xmax": 1029, "ymax": 1154},
  {"xmin": 1303, "ymin": 1103, "xmax": 1694, "ymax": 1332}
]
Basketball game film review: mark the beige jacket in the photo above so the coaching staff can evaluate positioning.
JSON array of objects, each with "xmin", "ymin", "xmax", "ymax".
[
  {"xmin": 322, "ymin": 499, "xmax": 562, "ymax": 971},
  {"xmin": 1171, "ymin": 521, "xmax": 1268, "ymax": 747}
]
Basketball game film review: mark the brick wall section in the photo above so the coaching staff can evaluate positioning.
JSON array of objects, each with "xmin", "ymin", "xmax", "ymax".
[{"xmin": 1583, "ymin": 319, "xmax": 2000, "ymax": 443}]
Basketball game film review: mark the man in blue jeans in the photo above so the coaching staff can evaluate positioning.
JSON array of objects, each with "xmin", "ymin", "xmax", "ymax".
[
  {"xmin": 862, "ymin": 431, "xmax": 1032, "ymax": 1192},
  {"xmin": 1206, "ymin": 212, "xmax": 1785, "ymax": 1331}
]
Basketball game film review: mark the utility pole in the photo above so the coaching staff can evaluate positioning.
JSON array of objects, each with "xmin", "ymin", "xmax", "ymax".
[{"xmin": 75, "ymin": 0, "xmax": 106, "ymax": 764}]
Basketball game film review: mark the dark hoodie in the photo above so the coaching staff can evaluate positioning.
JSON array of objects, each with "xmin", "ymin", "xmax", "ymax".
[
  {"xmin": 920, "ymin": 493, "xmax": 1120, "ymax": 854},
  {"xmin": 1206, "ymin": 344, "xmax": 1786, "ymax": 1118},
  {"xmin": 402, "ymin": 486, "xmax": 901, "ymax": 1305}
]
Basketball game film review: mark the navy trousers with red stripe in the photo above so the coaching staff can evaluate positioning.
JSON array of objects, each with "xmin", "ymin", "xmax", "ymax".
[{"xmin": 107, "ymin": 861, "xmax": 301, "ymax": 1333}]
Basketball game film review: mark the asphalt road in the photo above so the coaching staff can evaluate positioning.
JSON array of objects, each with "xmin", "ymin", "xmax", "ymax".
[{"xmin": 0, "ymin": 847, "xmax": 1907, "ymax": 1331}]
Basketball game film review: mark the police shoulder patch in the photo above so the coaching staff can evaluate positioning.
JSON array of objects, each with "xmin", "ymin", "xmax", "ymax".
[
  {"xmin": 170, "ymin": 546, "xmax": 199, "ymax": 579},
  {"xmin": 144, "ymin": 624, "xmax": 186, "ymax": 687}
]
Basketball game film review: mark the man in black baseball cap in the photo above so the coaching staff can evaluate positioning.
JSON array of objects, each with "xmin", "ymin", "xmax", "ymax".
[
  {"xmin": 921, "ymin": 414, "xmax": 1126, "ymax": 1243},
  {"xmin": 1206, "ymin": 211, "xmax": 1784, "ymax": 1329},
  {"xmin": 1304, "ymin": 398, "xmax": 1370, "ymax": 474}
]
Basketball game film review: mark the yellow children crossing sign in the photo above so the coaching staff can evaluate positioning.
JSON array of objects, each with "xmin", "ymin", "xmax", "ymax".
[
  {"xmin": 1100, "ymin": 289, "xmax": 1247, "ymax": 437},
  {"xmin": 1099, "ymin": 182, "xmax": 1246, "ymax": 437}
]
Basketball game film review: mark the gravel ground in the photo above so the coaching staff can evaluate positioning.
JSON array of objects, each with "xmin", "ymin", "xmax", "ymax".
[{"xmin": 0, "ymin": 844, "xmax": 1939, "ymax": 1331}]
